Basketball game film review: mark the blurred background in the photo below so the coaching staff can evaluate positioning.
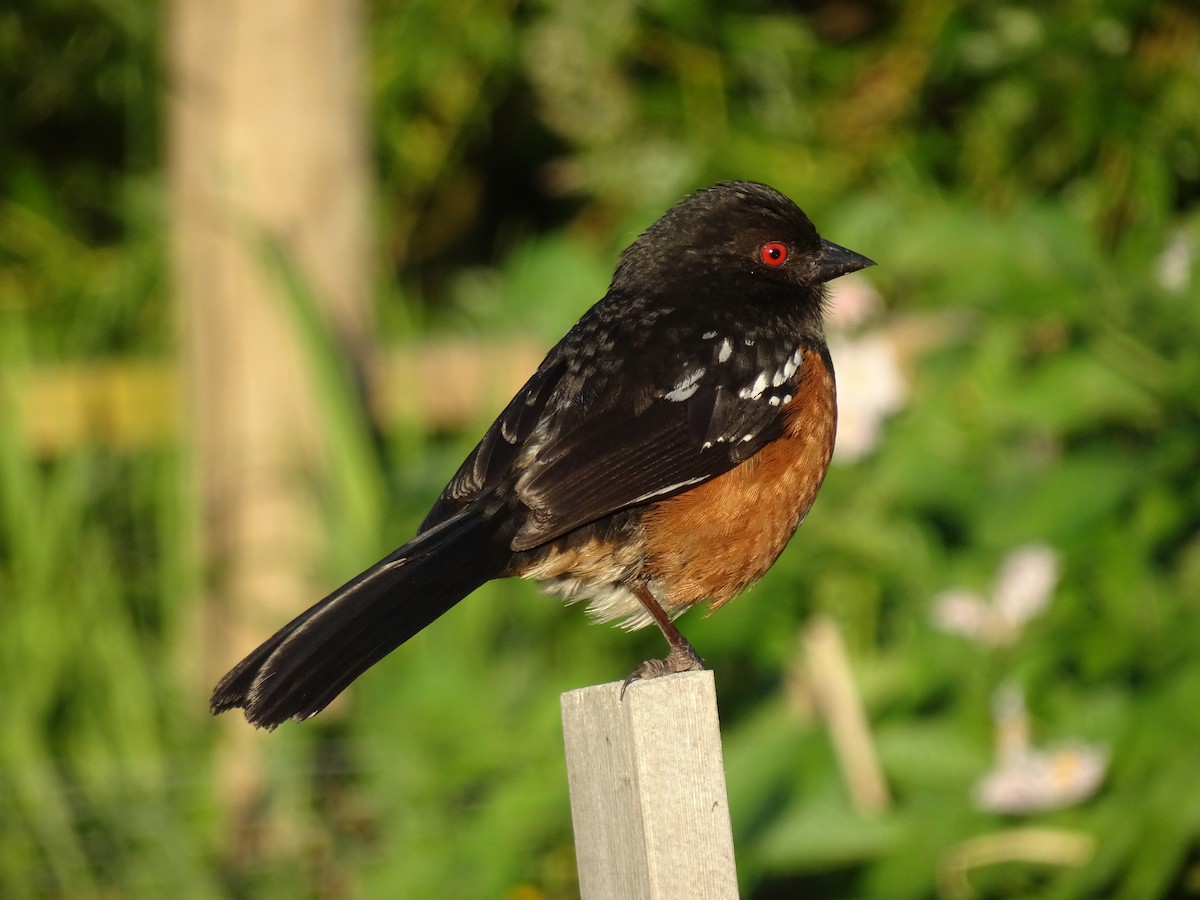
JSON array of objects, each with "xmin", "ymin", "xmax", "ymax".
[{"xmin": 1, "ymin": 0, "xmax": 1198, "ymax": 897}]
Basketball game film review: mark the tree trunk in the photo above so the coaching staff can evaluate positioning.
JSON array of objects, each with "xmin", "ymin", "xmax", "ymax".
[{"xmin": 165, "ymin": 0, "xmax": 370, "ymax": 827}]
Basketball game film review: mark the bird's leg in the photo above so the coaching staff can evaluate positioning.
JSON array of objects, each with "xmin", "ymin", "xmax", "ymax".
[{"xmin": 621, "ymin": 584, "xmax": 706, "ymax": 697}]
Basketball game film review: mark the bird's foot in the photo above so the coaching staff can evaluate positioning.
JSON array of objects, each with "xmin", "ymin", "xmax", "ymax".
[{"xmin": 620, "ymin": 642, "xmax": 706, "ymax": 699}]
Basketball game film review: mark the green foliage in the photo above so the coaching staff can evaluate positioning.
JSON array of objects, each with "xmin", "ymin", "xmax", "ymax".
[
  {"xmin": 2, "ymin": 0, "xmax": 1198, "ymax": 898},
  {"xmin": 0, "ymin": 332, "xmax": 220, "ymax": 898}
]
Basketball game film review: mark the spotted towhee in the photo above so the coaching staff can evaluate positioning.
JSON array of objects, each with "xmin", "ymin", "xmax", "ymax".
[{"xmin": 212, "ymin": 181, "xmax": 874, "ymax": 728}]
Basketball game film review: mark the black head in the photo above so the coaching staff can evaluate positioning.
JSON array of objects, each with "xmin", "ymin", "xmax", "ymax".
[{"xmin": 611, "ymin": 181, "xmax": 874, "ymax": 307}]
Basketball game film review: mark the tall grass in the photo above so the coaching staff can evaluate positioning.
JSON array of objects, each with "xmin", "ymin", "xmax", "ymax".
[{"xmin": 0, "ymin": 330, "xmax": 221, "ymax": 898}]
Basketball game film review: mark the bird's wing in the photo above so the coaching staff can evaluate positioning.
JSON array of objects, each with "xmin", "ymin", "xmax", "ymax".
[{"xmin": 425, "ymin": 299, "xmax": 814, "ymax": 551}]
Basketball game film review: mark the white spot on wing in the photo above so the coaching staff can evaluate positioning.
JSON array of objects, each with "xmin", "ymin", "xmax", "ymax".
[
  {"xmin": 769, "ymin": 348, "xmax": 803, "ymax": 389},
  {"xmin": 702, "ymin": 330, "xmax": 718, "ymax": 340},
  {"xmin": 738, "ymin": 371, "xmax": 772, "ymax": 400},
  {"xmin": 627, "ymin": 475, "xmax": 707, "ymax": 506},
  {"xmin": 782, "ymin": 353, "xmax": 799, "ymax": 380},
  {"xmin": 665, "ymin": 367, "xmax": 705, "ymax": 401},
  {"xmin": 717, "ymin": 338, "xmax": 732, "ymax": 363}
]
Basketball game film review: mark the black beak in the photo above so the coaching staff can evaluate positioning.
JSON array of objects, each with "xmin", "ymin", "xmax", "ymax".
[{"xmin": 816, "ymin": 240, "xmax": 875, "ymax": 283}]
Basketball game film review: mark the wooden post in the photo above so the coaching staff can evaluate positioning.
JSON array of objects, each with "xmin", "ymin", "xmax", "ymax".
[
  {"xmin": 561, "ymin": 671, "xmax": 739, "ymax": 900},
  {"xmin": 167, "ymin": 0, "xmax": 371, "ymax": 685},
  {"xmin": 166, "ymin": 0, "xmax": 370, "ymax": 834}
]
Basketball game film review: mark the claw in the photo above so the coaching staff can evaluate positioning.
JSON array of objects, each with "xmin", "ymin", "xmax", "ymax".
[{"xmin": 620, "ymin": 642, "xmax": 706, "ymax": 699}]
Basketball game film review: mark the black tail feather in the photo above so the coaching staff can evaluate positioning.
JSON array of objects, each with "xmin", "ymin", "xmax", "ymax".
[{"xmin": 211, "ymin": 509, "xmax": 504, "ymax": 729}]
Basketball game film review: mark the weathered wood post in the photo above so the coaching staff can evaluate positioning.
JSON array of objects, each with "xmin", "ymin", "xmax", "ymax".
[{"xmin": 561, "ymin": 671, "xmax": 740, "ymax": 899}]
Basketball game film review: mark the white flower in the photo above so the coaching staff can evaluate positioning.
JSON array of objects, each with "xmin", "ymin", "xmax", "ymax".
[
  {"xmin": 975, "ymin": 743, "xmax": 1110, "ymax": 814},
  {"xmin": 826, "ymin": 274, "xmax": 883, "ymax": 332},
  {"xmin": 1156, "ymin": 228, "xmax": 1194, "ymax": 293},
  {"xmin": 823, "ymin": 275, "xmax": 912, "ymax": 464},
  {"xmin": 992, "ymin": 544, "xmax": 1060, "ymax": 628},
  {"xmin": 931, "ymin": 544, "xmax": 1060, "ymax": 646},
  {"xmin": 974, "ymin": 685, "xmax": 1108, "ymax": 814},
  {"xmin": 830, "ymin": 333, "xmax": 907, "ymax": 463}
]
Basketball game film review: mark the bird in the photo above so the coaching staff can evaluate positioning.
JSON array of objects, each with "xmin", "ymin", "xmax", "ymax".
[{"xmin": 211, "ymin": 180, "xmax": 874, "ymax": 728}]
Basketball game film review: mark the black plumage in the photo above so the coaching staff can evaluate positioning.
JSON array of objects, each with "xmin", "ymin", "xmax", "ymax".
[{"xmin": 211, "ymin": 180, "xmax": 873, "ymax": 728}]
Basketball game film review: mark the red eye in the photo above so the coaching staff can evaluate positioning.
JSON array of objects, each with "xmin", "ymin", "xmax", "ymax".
[{"xmin": 760, "ymin": 242, "xmax": 788, "ymax": 267}]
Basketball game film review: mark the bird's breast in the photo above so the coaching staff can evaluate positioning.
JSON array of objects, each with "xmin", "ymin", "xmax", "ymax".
[{"xmin": 640, "ymin": 347, "xmax": 837, "ymax": 613}]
